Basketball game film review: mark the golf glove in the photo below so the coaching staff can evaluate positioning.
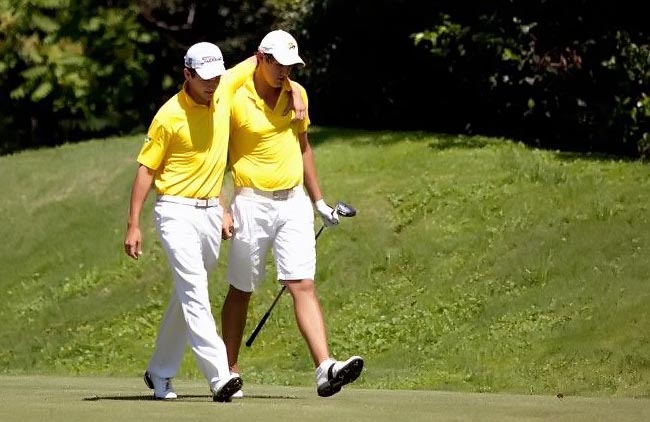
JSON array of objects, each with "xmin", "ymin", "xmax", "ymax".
[{"xmin": 314, "ymin": 199, "xmax": 339, "ymax": 227}]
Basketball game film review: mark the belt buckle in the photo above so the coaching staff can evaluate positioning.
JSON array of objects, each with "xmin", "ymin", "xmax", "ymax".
[
  {"xmin": 272, "ymin": 189, "xmax": 289, "ymax": 200},
  {"xmin": 196, "ymin": 198, "xmax": 209, "ymax": 207}
]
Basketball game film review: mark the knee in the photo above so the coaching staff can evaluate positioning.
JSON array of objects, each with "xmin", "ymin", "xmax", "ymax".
[{"xmin": 285, "ymin": 279, "xmax": 316, "ymax": 297}]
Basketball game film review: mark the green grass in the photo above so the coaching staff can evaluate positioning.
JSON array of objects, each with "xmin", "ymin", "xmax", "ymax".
[
  {"xmin": 1, "ymin": 128, "xmax": 650, "ymax": 398},
  {"xmin": 1, "ymin": 375, "xmax": 648, "ymax": 422}
]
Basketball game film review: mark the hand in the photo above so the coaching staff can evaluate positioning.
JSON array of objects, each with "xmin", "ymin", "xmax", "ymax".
[
  {"xmin": 314, "ymin": 199, "xmax": 339, "ymax": 227},
  {"xmin": 222, "ymin": 209, "xmax": 234, "ymax": 240},
  {"xmin": 124, "ymin": 226, "xmax": 143, "ymax": 260},
  {"xmin": 283, "ymin": 82, "xmax": 307, "ymax": 120}
]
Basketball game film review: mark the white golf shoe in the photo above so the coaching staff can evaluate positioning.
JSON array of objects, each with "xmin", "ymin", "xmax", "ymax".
[
  {"xmin": 211, "ymin": 374, "xmax": 243, "ymax": 403},
  {"xmin": 144, "ymin": 371, "xmax": 177, "ymax": 400},
  {"xmin": 316, "ymin": 355, "xmax": 364, "ymax": 397}
]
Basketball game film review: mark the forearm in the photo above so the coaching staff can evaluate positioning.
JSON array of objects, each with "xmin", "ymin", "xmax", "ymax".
[
  {"xmin": 283, "ymin": 80, "xmax": 307, "ymax": 120},
  {"xmin": 220, "ymin": 55, "xmax": 257, "ymax": 96},
  {"xmin": 218, "ymin": 167, "xmax": 233, "ymax": 208},
  {"xmin": 300, "ymin": 134, "xmax": 323, "ymax": 203},
  {"xmin": 219, "ymin": 193, "xmax": 233, "ymax": 213},
  {"xmin": 219, "ymin": 177, "xmax": 235, "ymax": 239},
  {"xmin": 127, "ymin": 165, "xmax": 154, "ymax": 228}
]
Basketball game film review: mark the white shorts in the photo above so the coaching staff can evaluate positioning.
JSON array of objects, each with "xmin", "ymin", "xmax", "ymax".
[{"xmin": 227, "ymin": 186, "xmax": 316, "ymax": 292}]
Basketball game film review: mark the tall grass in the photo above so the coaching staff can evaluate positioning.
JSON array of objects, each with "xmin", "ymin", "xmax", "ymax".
[{"xmin": 1, "ymin": 129, "xmax": 649, "ymax": 398}]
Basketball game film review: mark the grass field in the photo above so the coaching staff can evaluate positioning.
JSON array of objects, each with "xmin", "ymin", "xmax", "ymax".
[
  {"xmin": 1, "ymin": 127, "xmax": 650, "ymax": 401},
  {"xmin": 2, "ymin": 375, "xmax": 648, "ymax": 422}
]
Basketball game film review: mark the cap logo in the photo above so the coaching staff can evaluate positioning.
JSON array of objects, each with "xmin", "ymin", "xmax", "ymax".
[
  {"xmin": 287, "ymin": 42, "xmax": 296, "ymax": 50},
  {"xmin": 186, "ymin": 55, "xmax": 222, "ymax": 68},
  {"xmin": 202, "ymin": 55, "xmax": 222, "ymax": 64}
]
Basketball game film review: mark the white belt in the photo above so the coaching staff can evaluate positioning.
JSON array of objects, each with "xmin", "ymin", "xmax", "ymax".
[
  {"xmin": 235, "ymin": 186, "xmax": 302, "ymax": 201},
  {"xmin": 157, "ymin": 195, "xmax": 220, "ymax": 207}
]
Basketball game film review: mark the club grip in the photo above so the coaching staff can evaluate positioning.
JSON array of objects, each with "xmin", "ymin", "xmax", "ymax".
[{"xmin": 245, "ymin": 312, "xmax": 270, "ymax": 347}]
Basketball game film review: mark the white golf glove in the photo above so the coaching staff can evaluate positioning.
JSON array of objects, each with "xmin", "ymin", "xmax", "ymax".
[{"xmin": 314, "ymin": 199, "xmax": 339, "ymax": 227}]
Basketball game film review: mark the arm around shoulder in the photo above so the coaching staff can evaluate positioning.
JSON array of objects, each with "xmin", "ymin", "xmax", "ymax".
[
  {"xmin": 219, "ymin": 56, "xmax": 257, "ymax": 96},
  {"xmin": 285, "ymin": 79, "xmax": 307, "ymax": 120}
]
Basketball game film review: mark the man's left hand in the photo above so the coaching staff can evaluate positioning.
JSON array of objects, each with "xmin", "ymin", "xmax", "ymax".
[{"xmin": 314, "ymin": 199, "xmax": 339, "ymax": 227}]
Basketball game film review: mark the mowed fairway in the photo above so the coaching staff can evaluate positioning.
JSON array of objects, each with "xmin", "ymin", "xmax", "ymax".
[{"xmin": 1, "ymin": 376, "xmax": 648, "ymax": 422}]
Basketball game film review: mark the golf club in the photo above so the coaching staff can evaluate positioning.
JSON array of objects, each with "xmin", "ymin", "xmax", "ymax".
[{"xmin": 245, "ymin": 201, "xmax": 356, "ymax": 347}]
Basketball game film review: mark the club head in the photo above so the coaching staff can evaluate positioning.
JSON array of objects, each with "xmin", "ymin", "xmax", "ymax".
[{"xmin": 335, "ymin": 201, "xmax": 356, "ymax": 217}]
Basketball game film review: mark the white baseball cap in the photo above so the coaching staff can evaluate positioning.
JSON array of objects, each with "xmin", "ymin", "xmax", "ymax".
[
  {"xmin": 259, "ymin": 30, "xmax": 305, "ymax": 66},
  {"xmin": 184, "ymin": 42, "xmax": 226, "ymax": 79}
]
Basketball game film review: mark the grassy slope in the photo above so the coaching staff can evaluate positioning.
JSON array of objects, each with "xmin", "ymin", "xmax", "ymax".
[{"xmin": 1, "ymin": 129, "xmax": 649, "ymax": 397}]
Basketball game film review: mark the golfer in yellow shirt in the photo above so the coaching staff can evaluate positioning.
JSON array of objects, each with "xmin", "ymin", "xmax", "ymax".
[
  {"xmin": 221, "ymin": 30, "xmax": 364, "ymax": 398},
  {"xmin": 124, "ymin": 42, "xmax": 252, "ymax": 402}
]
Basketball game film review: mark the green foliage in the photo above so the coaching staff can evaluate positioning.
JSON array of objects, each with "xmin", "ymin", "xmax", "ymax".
[
  {"xmin": 0, "ymin": 0, "xmax": 158, "ymax": 153},
  {"xmin": 412, "ymin": 15, "xmax": 467, "ymax": 58},
  {"xmin": 267, "ymin": 0, "xmax": 314, "ymax": 31},
  {"xmin": 2, "ymin": 1, "xmax": 647, "ymax": 157},
  {"xmin": 411, "ymin": 2, "xmax": 649, "ymax": 156},
  {"xmin": 603, "ymin": 31, "xmax": 650, "ymax": 156}
]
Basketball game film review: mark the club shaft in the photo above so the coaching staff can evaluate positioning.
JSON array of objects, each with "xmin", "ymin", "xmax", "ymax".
[
  {"xmin": 245, "ymin": 225, "xmax": 326, "ymax": 347},
  {"xmin": 245, "ymin": 313, "xmax": 269, "ymax": 347},
  {"xmin": 245, "ymin": 285, "xmax": 286, "ymax": 347}
]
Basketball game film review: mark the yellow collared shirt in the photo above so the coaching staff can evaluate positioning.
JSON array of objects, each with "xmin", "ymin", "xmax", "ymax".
[
  {"xmin": 137, "ymin": 60, "xmax": 255, "ymax": 198},
  {"xmin": 229, "ymin": 78, "xmax": 310, "ymax": 190}
]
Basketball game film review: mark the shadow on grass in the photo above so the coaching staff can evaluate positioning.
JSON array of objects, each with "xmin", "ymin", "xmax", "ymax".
[
  {"xmin": 427, "ymin": 134, "xmax": 494, "ymax": 150},
  {"xmin": 308, "ymin": 126, "xmax": 490, "ymax": 150},
  {"xmin": 553, "ymin": 149, "xmax": 643, "ymax": 164},
  {"xmin": 84, "ymin": 395, "xmax": 155, "ymax": 401},
  {"xmin": 308, "ymin": 126, "xmax": 646, "ymax": 164},
  {"xmin": 83, "ymin": 394, "xmax": 299, "ymax": 401}
]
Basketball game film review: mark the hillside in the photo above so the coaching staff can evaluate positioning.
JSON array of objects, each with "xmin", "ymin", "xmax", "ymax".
[{"xmin": 1, "ymin": 128, "xmax": 649, "ymax": 397}]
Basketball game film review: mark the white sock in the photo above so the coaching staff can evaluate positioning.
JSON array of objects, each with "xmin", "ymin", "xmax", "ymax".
[{"xmin": 315, "ymin": 358, "xmax": 336, "ymax": 384}]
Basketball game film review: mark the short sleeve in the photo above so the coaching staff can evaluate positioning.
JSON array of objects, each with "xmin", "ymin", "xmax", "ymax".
[{"xmin": 137, "ymin": 118, "xmax": 171, "ymax": 170}]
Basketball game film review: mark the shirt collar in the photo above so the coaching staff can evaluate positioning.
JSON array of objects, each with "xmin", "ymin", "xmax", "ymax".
[{"xmin": 243, "ymin": 77, "xmax": 292, "ymax": 109}]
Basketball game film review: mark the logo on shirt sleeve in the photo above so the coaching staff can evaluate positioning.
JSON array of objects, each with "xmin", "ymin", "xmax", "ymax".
[{"xmin": 144, "ymin": 135, "xmax": 152, "ymax": 143}]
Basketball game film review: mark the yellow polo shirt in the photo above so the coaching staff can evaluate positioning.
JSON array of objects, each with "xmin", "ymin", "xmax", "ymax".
[
  {"xmin": 228, "ymin": 78, "xmax": 310, "ymax": 190},
  {"xmin": 137, "ymin": 60, "xmax": 255, "ymax": 198}
]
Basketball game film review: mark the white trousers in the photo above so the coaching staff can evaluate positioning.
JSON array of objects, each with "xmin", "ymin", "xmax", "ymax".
[{"xmin": 146, "ymin": 199, "xmax": 229, "ymax": 387}]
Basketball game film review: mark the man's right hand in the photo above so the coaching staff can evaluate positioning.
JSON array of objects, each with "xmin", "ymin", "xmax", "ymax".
[{"xmin": 124, "ymin": 226, "xmax": 143, "ymax": 259}]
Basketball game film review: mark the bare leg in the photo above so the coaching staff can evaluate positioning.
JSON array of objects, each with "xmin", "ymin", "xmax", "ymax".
[
  {"xmin": 221, "ymin": 285, "xmax": 252, "ymax": 373},
  {"xmin": 284, "ymin": 279, "xmax": 330, "ymax": 366}
]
